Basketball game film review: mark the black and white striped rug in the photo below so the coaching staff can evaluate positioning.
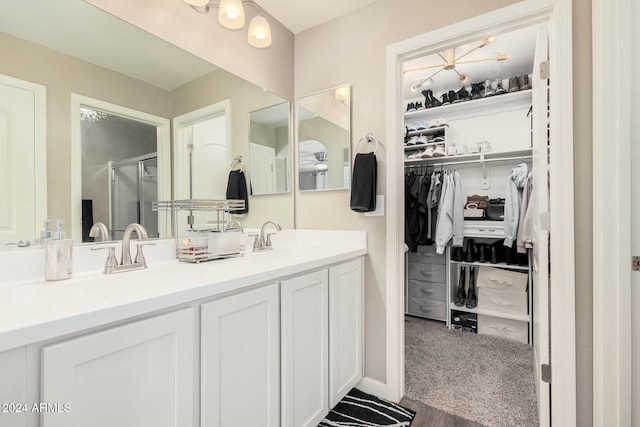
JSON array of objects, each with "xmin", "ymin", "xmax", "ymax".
[{"xmin": 318, "ymin": 388, "xmax": 415, "ymax": 426}]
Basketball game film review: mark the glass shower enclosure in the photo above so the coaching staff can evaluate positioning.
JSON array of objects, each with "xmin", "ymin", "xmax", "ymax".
[{"xmin": 108, "ymin": 153, "xmax": 158, "ymax": 240}]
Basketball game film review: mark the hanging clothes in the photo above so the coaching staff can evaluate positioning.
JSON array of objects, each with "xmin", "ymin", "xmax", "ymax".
[
  {"xmin": 504, "ymin": 163, "xmax": 528, "ymax": 247},
  {"xmin": 517, "ymin": 172, "xmax": 535, "ymax": 253}
]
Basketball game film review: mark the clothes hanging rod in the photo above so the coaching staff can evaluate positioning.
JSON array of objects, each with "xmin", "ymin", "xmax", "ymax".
[{"xmin": 404, "ymin": 154, "xmax": 533, "ymax": 167}]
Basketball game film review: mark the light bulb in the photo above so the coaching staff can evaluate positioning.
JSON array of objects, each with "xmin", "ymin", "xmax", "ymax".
[
  {"xmin": 218, "ymin": 0, "xmax": 245, "ymax": 29},
  {"xmin": 248, "ymin": 15, "xmax": 272, "ymax": 48}
]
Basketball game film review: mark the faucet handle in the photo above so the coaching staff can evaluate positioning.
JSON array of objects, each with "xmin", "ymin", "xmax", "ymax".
[
  {"xmin": 134, "ymin": 242, "xmax": 156, "ymax": 267},
  {"xmin": 91, "ymin": 245, "xmax": 118, "ymax": 274},
  {"xmin": 265, "ymin": 232, "xmax": 278, "ymax": 248}
]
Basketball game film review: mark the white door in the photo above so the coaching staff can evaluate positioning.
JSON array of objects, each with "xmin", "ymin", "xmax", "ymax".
[
  {"xmin": 201, "ymin": 283, "xmax": 280, "ymax": 427},
  {"xmin": 0, "ymin": 75, "xmax": 45, "ymax": 244},
  {"xmin": 531, "ymin": 23, "xmax": 551, "ymax": 427},
  {"xmin": 281, "ymin": 269, "xmax": 329, "ymax": 427},
  {"xmin": 250, "ymin": 142, "xmax": 276, "ymax": 195},
  {"xmin": 329, "ymin": 258, "xmax": 364, "ymax": 407},
  {"xmin": 41, "ymin": 308, "xmax": 195, "ymax": 427}
]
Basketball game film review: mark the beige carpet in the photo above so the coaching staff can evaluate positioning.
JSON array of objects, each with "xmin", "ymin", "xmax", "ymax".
[{"xmin": 404, "ymin": 316, "xmax": 539, "ymax": 427}]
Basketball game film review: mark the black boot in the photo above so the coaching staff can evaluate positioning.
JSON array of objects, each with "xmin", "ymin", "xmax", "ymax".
[
  {"xmin": 452, "ymin": 246, "xmax": 464, "ymax": 262},
  {"xmin": 429, "ymin": 90, "xmax": 442, "ymax": 107},
  {"xmin": 464, "ymin": 239, "xmax": 477, "ymax": 262},
  {"xmin": 457, "ymin": 86, "xmax": 470, "ymax": 102},
  {"xmin": 455, "ymin": 267, "xmax": 466, "ymax": 306},
  {"xmin": 421, "ymin": 90, "xmax": 433, "ymax": 108},
  {"xmin": 466, "ymin": 266, "xmax": 477, "ymax": 309},
  {"xmin": 479, "ymin": 243, "xmax": 492, "ymax": 263},
  {"xmin": 441, "ymin": 93, "xmax": 450, "ymax": 105},
  {"xmin": 449, "ymin": 89, "xmax": 460, "ymax": 104},
  {"xmin": 490, "ymin": 241, "xmax": 501, "ymax": 264},
  {"xmin": 470, "ymin": 82, "xmax": 484, "ymax": 100}
]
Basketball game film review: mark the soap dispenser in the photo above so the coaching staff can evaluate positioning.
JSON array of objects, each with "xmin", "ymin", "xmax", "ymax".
[{"xmin": 45, "ymin": 220, "xmax": 73, "ymax": 281}]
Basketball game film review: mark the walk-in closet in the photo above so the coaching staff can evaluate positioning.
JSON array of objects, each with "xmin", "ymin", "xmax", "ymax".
[{"xmin": 401, "ymin": 23, "xmax": 550, "ymax": 427}]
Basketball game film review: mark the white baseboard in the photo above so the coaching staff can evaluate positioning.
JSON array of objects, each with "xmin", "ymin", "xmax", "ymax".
[{"xmin": 356, "ymin": 376, "xmax": 387, "ymax": 398}]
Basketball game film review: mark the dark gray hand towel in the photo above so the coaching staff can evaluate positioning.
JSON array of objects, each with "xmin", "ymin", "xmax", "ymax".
[
  {"xmin": 350, "ymin": 152, "xmax": 377, "ymax": 212},
  {"xmin": 226, "ymin": 170, "xmax": 249, "ymax": 214}
]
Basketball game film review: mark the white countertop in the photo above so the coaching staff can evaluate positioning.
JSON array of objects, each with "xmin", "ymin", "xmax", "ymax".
[{"xmin": 0, "ymin": 230, "xmax": 366, "ymax": 353}]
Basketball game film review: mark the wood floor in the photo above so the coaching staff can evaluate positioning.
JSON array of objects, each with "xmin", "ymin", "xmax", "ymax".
[{"xmin": 401, "ymin": 397, "xmax": 486, "ymax": 427}]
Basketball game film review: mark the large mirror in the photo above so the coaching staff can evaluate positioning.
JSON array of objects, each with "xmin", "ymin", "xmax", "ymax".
[
  {"xmin": 0, "ymin": 0, "xmax": 294, "ymax": 245},
  {"xmin": 249, "ymin": 102, "xmax": 292, "ymax": 195},
  {"xmin": 297, "ymin": 85, "xmax": 351, "ymax": 191}
]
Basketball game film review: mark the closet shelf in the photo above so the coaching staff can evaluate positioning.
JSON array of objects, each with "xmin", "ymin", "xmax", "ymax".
[
  {"xmin": 406, "ymin": 126, "xmax": 447, "ymax": 137},
  {"xmin": 449, "ymin": 303, "xmax": 531, "ymax": 322},
  {"xmin": 404, "ymin": 148, "xmax": 533, "ymax": 166},
  {"xmin": 450, "ymin": 260, "xmax": 530, "ymax": 272},
  {"xmin": 404, "ymin": 89, "xmax": 532, "ymax": 121},
  {"xmin": 404, "ymin": 142, "xmax": 445, "ymax": 152}
]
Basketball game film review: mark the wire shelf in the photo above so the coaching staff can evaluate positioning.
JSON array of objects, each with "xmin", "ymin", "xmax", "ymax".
[{"xmin": 152, "ymin": 199, "xmax": 245, "ymax": 212}]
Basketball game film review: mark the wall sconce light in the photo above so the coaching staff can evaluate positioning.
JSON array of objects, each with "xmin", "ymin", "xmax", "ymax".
[
  {"xmin": 183, "ymin": 0, "xmax": 272, "ymax": 48},
  {"xmin": 334, "ymin": 86, "xmax": 350, "ymax": 106}
]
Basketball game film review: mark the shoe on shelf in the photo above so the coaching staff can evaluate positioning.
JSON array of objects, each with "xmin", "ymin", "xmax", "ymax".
[
  {"xmin": 508, "ymin": 76, "xmax": 520, "ymax": 93},
  {"xmin": 457, "ymin": 86, "xmax": 471, "ymax": 102},
  {"xmin": 454, "ymin": 266, "xmax": 467, "ymax": 307},
  {"xmin": 415, "ymin": 121, "xmax": 428, "ymax": 130},
  {"xmin": 432, "ymin": 144, "xmax": 446, "ymax": 157},
  {"xmin": 405, "ymin": 136, "xmax": 419, "ymax": 146},
  {"xmin": 432, "ymin": 135, "xmax": 445, "ymax": 143},
  {"xmin": 415, "ymin": 101, "xmax": 424, "ymax": 111},
  {"xmin": 428, "ymin": 118, "xmax": 449, "ymax": 128},
  {"xmin": 416, "ymin": 135, "xmax": 429, "ymax": 144},
  {"xmin": 490, "ymin": 241, "xmax": 502, "ymax": 264},
  {"xmin": 482, "ymin": 79, "xmax": 495, "ymax": 97},
  {"xmin": 518, "ymin": 74, "xmax": 532, "ymax": 90},
  {"xmin": 468, "ymin": 142, "xmax": 481, "ymax": 154},
  {"xmin": 478, "ymin": 243, "xmax": 488, "ymax": 263},
  {"xmin": 464, "ymin": 239, "xmax": 477, "ymax": 262},
  {"xmin": 447, "ymin": 145, "xmax": 458, "ymax": 156},
  {"xmin": 421, "ymin": 146, "xmax": 435, "ymax": 158},
  {"xmin": 406, "ymin": 102, "xmax": 416, "ymax": 112},
  {"xmin": 421, "ymin": 90, "xmax": 433, "ymax": 108},
  {"xmin": 479, "ymin": 141, "xmax": 492, "ymax": 153},
  {"xmin": 465, "ymin": 266, "xmax": 477, "ymax": 309},
  {"xmin": 449, "ymin": 89, "xmax": 461, "ymax": 104},
  {"xmin": 441, "ymin": 93, "xmax": 451, "ymax": 105},
  {"xmin": 494, "ymin": 78, "xmax": 506, "ymax": 95},
  {"xmin": 429, "ymin": 90, "xmax": 442, "ymax": 107},
  {"xmin": 452, "ymin": 247, "xmax": 464, "ymax": 262},
  {"xmin": 470, "ymin": 82, "xmax": 484, "ymax": 100},
  {"xmin": 407, "ymin": 149, "xmax": 425, "ymax": 159}
]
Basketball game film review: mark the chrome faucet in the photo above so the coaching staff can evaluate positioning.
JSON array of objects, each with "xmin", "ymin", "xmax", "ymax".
[
  {"xmin": 121, "ymin": 223, "xmax": 149, "ymax": 266},
  {"xmin": 91, "ymin": 223, "xmax": 154, "ymax": 274},
  {"xmin": 254, "ymin": 221, "xmax": 282, "ymax": 251},
  {"xmin": 89, "ymin": 222, "xmax": 109, "ymax": 242}
]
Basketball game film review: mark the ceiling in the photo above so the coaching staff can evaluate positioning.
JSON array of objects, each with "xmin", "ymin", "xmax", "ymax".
[
  {"xmin": 0, "ymin": 0, "xmax": 216, "ymax": 91},
  {"xmin": 256, "ymin": 0, "xmax": 378, "ymax": 34},
  {"xmin": 402, "ymin": 25, "xmax": 537, "ymax": 100}
]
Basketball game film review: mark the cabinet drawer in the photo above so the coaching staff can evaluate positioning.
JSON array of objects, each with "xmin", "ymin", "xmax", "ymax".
[
  {"xmin": 478, "ymin": 314, "xmax": 528, "ymax": 344},
  {"xmin": 478, "ymin": 287, "xmax": 528, "ymax": 316},
  {"xmin": 407, "ymin": 262, "xmax": 446, "ymax": 282},
  {"xmin": 476, "ymin": 266, "xmax": 528, "ymax": 293},
  {"xmin": 408, "ymin": 246, "xmax": 445, "ymax": 264},
  {"xmin": 407, "ymin": 280, "xmax": 446, "ymax": 302},
  {"xmin": 407, "ymin": 297, "xmax": 446, "ymax": 321}
]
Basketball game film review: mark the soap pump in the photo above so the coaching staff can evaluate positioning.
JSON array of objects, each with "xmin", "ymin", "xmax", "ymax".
[{"xmin": 44, "ymin": 220, "xmax": 73, "ymax": 281}]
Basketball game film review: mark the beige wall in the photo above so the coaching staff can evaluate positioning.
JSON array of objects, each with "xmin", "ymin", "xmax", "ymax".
[
  {"xmin": 294, "ymin": 0, "xmax": 520, "ymax": 384},
  {"xmin": 87, "ymin": 0, "xmax": 295, "ymax": 101},
  {"xmin": 171, "ymin": 69, "xmax": 295, "ymax": 229},
  {"xmin": 0, "ymin": 32, "xmax": 172, "ymax": 233},
  {"xmin": 572, "ymin": 0, "xmax": 593, "ymax": 424}
]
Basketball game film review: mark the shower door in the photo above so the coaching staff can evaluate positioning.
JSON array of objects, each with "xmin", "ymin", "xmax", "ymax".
[{"xmin": 109, "ymin": 154, "xmax": 158, "ymax": 240}]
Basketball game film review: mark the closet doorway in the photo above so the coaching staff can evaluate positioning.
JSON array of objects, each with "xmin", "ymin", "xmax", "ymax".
[{"xmin": 385, "ymin": 2, "xmax": 575, "ymax": 427}]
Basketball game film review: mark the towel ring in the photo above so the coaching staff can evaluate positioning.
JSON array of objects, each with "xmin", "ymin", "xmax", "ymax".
[
  {"xmin": 230, "ymin": 155, "xmax": 243, "ymax": 172},
  {"xmin": 355, "ymin": 133, "xmax": 381, "ymax": 155}
]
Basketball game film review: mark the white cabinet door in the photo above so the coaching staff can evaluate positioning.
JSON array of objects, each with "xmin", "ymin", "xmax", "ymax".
[
  {"xmin": 201, "ymin": 283, "xmax": 280, "ymax": 427},
  {"xmin": 281, "ymin": 269, "xmax": 329, "ymax": 427},
  {"xmin": 0, "ymin": 347, "xmax": 27, "ymax": 427},
  {"xmin": 41, "ymin": 308, "xmax": 195, "ymax": 427},
  {"xmin": 329, "ymin": 258, "xmax": 364, "ymax": 407}
]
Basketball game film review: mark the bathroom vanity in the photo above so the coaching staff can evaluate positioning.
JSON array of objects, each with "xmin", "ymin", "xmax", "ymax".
[{"xmin": 0, "ymin": 230, "xmax": 366, "ymax": 427}]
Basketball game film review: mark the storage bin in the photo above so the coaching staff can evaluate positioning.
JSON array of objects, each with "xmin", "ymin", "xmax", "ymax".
[
  {"xmin": 407, "ymin": 297, "xmax": 447, "ymax": 321},
  {"xmin": 478, "ymin": 287, "xmax": 528, "ymax": 317},
  {"xmin": 407, "ymin": 279, "xmax": 446, "ymax": 301},
  {"xmin": 476, "ymin": 266, "xmax": 528, "ymax": 292},
  {"xmin": 407, "ymin": 262, "xmax": 446, "ymax": 283},
  {"xmin": 478, "ymin": 314, "xmax": 528, "ymax": 344}
]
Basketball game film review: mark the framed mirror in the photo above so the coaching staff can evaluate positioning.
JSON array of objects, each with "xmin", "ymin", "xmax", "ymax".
[
  {"xmin": 249, "ymin": 101, "xmax": 292, "ymax": 195},
  {"xmin": 297, "ymin": 84, "xmax": 351, "ymax": 191}
]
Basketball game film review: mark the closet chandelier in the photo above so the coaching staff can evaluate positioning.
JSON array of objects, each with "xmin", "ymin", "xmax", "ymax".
[
  {"xmin": 406, "ymin": 37, "xmax": 508, "ymax": 91},
  {"xmin": 183, "ymin": 0, "xmax": 272, "ymax": 48}
]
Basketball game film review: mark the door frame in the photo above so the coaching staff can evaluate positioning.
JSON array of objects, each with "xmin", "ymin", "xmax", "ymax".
[
  {"xmin": 70, "ymin": 94, "xmax": 171, "ymax": 241},
  {"xmin": 592, "ymin": 0, "xmax": 633, "ymax": 425},
  {"xmin": 172, "ymin": 100, "xmax": 231, "ymax": 201},
  {"xmin": 0, "ymin": 74, "xmax": 47, "ymax": 240},
  {"xmin": 384, "ymin": 1, "xmax": 576, "ymax": 425}
]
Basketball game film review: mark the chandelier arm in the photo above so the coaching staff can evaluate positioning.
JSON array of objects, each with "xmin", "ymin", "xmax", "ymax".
[
  {"xmin": 404, "ymin": 63, "xmax": 448, "ymax": 74},
  {"xmin": 453, "ymin": 44, "xmax": 484, "ymax": 62},
  {"xmin": 453, "ymin": 56, "xmax": 507, "ymax": 65},
  {"xmin": 452, "ymin": 68, "xmax": 465, "ymax": 79},
  {"xmin": 437, "ymin": 52, "xmax": 448, "ymax": 63}
]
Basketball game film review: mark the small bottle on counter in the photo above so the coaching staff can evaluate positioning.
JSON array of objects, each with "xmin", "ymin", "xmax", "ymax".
[{"xmin": 44, "ymin": 220, "xmax": 73, "ymax": 281}]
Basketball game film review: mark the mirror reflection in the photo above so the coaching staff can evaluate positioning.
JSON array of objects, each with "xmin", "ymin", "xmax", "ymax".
[
  {"xmin": 0, "ymin": 0, "xmax": 294, "ymax": 245},
  {"xmin": 297, "ymin": 85, "xmax": 351, "ymax": 191},
  {"xmin": 249, "ymin": 102, "xmax": 291, "ymax": 195}
]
